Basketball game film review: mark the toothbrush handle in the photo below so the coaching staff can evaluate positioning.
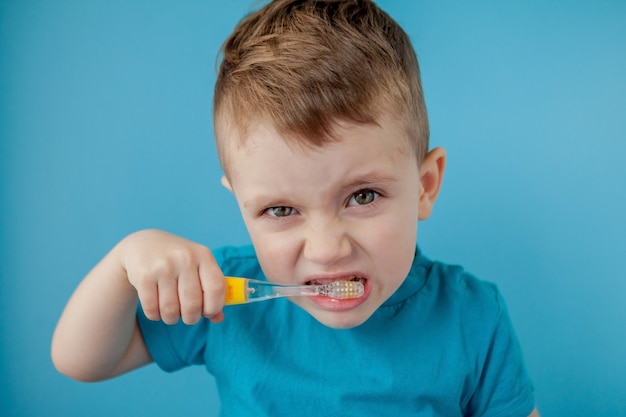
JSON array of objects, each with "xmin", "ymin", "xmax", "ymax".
[
  {"xmin": 224, "ymin": 277, "xmax": 249, "ymax": 305},
  {"xmin": 224, "ymin": 277, "xmax": 319, "ymax": 305}
]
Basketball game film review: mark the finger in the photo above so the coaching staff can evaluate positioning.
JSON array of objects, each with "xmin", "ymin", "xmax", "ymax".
[
  {"xmin": 178, "ymin": 267, "xmax": 203, "ymax": 325},
  {"xmin": 208, "ymin": 311, "xmax": 224, "ymax": 324},
  {"xmin": 197, "ymin": 249, "xmax": 226, "ymax": 319},
  {"xmin": 135, "ymin": 278, "xmax": 160, "ymax": 321},
  {"xmin": 158, "ymin": 276, "xmax": 181, "ymax": 325}
]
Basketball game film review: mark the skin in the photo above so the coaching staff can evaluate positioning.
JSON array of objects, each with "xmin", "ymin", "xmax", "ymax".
[
  {"xmin": 222, "ymin": 115, "xmax": 445, "ymax": 329},
  {"xmin": 50, "ymin": 112, "xmax": 539, "ymax": 416}
]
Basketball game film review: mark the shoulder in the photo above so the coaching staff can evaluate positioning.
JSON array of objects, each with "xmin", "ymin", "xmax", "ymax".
[
  {"xmin": 414, "ymin": 251, "xmax": 515, "ymax": 358},
  {"xmin": 418, "ymin": 252, "xmax": 504, "ymax": 320},
  {"xmin": 212, "ymin": 244, "xmax": 256, "ymax": 264},
  {"xmin": 418, "ymin": 252, "xmax": 536, "ymax": 414},
  {"xmin": 212, "ymin": 244, "xmax": 265, "ymax": 280}
]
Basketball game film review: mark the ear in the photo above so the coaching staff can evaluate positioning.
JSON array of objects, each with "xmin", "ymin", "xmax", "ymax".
[
  {"xmin": 418, "ymin": 147, "xmax": 446, "ymax": 220},
  {"xmin": 221, "ymin": 175, "xmax": 233, "ymax": 193}
]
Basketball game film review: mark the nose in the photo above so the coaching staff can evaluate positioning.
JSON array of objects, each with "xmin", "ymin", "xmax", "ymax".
[{"xmin": 302, "ymin": 219, "xmax": 352, "ymax": 266}]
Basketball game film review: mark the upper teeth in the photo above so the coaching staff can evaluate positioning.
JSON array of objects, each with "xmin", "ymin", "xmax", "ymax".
[{"xmin": 306, "ymin": 276, "xmax": 366, "ymax": 285}]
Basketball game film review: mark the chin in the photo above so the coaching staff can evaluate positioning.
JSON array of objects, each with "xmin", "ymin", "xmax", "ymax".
[
  {"xmin": 290, "ymin": 296, "xmax": 378, "ymax": 329},
  {"xmin": 310, "ymin": 309, "xmax": 373, "ymax": 330}
]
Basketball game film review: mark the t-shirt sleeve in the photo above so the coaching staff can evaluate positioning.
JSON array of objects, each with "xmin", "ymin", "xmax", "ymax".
[
  {"xmin": 465, "ymin": 290, "xmax": 536, "ymax": 417},
  {"xmin": 137, "ymin": 308, "xmax": 210, "ymax": 372}
]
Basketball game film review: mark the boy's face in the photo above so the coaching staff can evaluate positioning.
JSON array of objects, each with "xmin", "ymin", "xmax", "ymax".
[{"xmin": 222, "ymin": 115, "xmax": 427, "ymax": 329}]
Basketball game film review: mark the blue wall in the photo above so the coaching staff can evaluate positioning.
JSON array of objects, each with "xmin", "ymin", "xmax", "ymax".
[{"xmin": 1, "ymin": 1, "xmax": 625, "ymax": 416}]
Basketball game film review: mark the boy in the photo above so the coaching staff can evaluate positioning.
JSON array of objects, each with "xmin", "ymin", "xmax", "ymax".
[{"xmin": 52, "ymin": 0, "xmax": 538, "ymax": 415}]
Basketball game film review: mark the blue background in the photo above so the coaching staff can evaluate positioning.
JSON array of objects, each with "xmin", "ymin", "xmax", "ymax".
[{"xmin": 1, "ymin": 1, "xmax": 625, "ymax": 416}]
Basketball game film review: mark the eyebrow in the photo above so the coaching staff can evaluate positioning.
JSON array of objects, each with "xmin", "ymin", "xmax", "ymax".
[
  {"xmin": 337, "ymin": 173, "xmax": 399, "ymax": 196},
  {"xmin": 242, "ymin": 172, "xmax": 399, "ymax": 211},
  {"xmin": 242, "ymin": 195, "xmax": 297, "ymax": 212}
]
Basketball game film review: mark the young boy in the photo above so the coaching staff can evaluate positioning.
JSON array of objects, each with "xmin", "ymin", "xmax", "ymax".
[{"xmin": 52, "ymin": 0, "xmax": 538, "ymax": 415}]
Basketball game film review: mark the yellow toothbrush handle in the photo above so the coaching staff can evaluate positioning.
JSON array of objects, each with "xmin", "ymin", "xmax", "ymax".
[
  {"xmin": 224, "ymin": 277, "xmax": 248, "ymax": 305},
  {"xmin": 223, "ymin": 277, "xmax": 363, "ymax": 306}
]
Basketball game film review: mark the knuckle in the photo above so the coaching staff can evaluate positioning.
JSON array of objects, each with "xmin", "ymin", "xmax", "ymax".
[
  {"xmin": 180, "ymin": 299, "xmax": 203, "ymax": 317},
  {"xmin": 205, "ymin": 278, "xmax": 226, "ymax": 298},
  {"xmin": 171, "ymin": 246, "xmax": 196, "ymax": 267},
  {"xmin": 196, "ymin": 245, "xmax": 215, "ymax": 261},
  {"xmin": 149, "ymin": 257, "xmax": 175, "ymax": 278},
  {"xmin": 202, "ymin": 294, "xmax": 225, "ymax": 318},
  {"xmin": 132, "ymin": 260, "xmax": 173, "ymax": 285},
  {"xmin": 142, "ymin": 304, "xmax": 160, "ymax": 321},
  {"xmin": 182, "ymin": 308, "xmax": 202, "ymax": 324},
  {"xmin": 137, "ymin": 291, "xmax": 160, "ymax": 320},
  {"xmin": 160, "ymin": 304, "xmax": 180, "ymax": 324},
  {"xmin": 130, "ymin": 268, "xmax": 154, "ymax": 287},
  {"xmin": 179, "ymin": 282, "xmax": 201, "ymax": 300},
  {"xmin": 200, "ymin": 276, "xmax": 227, "ymax": 320}
]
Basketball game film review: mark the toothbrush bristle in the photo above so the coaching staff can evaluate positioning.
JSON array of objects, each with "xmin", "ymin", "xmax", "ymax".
[{"xmin": 318, "ymin": 280, "xmax": 364, "ymax": 299}]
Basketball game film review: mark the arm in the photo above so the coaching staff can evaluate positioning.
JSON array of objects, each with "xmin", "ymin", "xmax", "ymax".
[
  {"xmin": 528, "ymin": 409, "xmax": 540, "ymax": 417},
  {"xmin": 51, "ymin": 229, "xmax": 226, "ymax": 382}
]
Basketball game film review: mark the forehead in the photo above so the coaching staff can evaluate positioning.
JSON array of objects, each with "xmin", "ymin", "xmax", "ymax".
[{"xmin": 215, "ymin": 111, "xmax": 412, "ymax": 178}]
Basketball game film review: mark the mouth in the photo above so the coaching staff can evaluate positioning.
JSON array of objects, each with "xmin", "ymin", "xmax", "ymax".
[{"xmin": 303, "ymin": 275, "xmax": 369, "ymax": 310}]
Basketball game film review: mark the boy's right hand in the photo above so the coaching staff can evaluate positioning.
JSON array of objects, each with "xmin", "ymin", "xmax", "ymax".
[{"xmin": 119, "ymin": 229, "xmax": 226, "ymax": 325}]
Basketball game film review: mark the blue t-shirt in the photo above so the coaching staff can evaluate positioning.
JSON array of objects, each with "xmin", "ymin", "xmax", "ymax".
[{"xmin": 137, "ymin": 246, "xmax": 535, "ymax": 417}]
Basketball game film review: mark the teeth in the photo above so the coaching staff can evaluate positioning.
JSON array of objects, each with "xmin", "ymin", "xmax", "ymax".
[
  {"xmin": 317, "ymin": 280, "xmax": 365, "ymax": 299},
  {"xmin": 306, "ymin": 276, "xmax": 366, "ymax": 286},
  {"xmin": 303, "ymin": 277, "xmax": 367, "ymax": 299}
]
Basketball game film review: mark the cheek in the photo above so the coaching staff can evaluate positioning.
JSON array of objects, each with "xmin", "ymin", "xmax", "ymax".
[
  {"xmin": 378, "ymin": 223, "xmax": 417, "ymax": 270},
  {"xmin": 366, "ymin": 202, "xmax": 418, "ymax": 275},
  {"xmin": 372, "ymin": 202, "xmax": 418, "ymax": 246},
  {"xmin": 248, "ymin": 231, "xmax": 298, "ymax": 282}
]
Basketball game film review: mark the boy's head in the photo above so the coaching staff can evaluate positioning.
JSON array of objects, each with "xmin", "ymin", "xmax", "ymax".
[
  {"xmin": 213, "ymin": 0, "xmax": 429, "ymax": 176},
  {"xmin": 213, "ymin": 0, "xmax": 445, "ymax": 329}
]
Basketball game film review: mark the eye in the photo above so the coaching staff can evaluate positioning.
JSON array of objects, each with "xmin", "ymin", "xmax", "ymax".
[
  {"xmin": 264, "ymin": 206, "xmax": 296, "ymax": 217},
  {"xmin": 348, "ymin": 189, "xmax": 379, "ymax": 206}
]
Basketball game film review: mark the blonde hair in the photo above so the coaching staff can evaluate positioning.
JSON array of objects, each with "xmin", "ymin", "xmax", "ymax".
[{"xmin": 214, "ymin": 0, "xmax": 429, "ymax": 172}]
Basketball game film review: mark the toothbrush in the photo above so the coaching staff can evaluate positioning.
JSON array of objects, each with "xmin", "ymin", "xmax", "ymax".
[{"xmin": 224, "ymin": 277, "xmax": 365, "ymax": 305}]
